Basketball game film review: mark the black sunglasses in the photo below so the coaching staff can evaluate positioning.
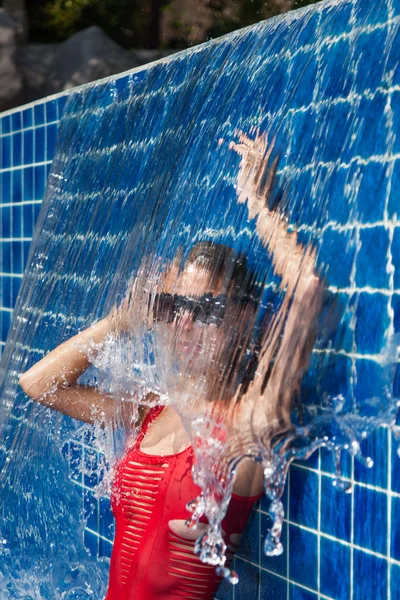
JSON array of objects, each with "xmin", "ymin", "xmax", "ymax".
[
  {"xmin": 151, "ymin": 292, "xmax": 257, "ymax": 326},
  {"xmin": 151, "ymin": 292, "xmax": 226, "ymax": 326}
]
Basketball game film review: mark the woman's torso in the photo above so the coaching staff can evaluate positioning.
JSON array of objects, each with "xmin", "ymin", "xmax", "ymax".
[{"xmin": 105, "ymin": 406, "xmax": 261, "ymax": 600}]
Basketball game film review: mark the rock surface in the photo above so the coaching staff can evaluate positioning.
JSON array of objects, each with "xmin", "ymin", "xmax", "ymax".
[
  {"xmin": 15, "ymin": 25, "xmax": 176, "ymax": 106},
  {"xmin": 0, "ymin": 13, "xmax": 177, "ymax": 112}
]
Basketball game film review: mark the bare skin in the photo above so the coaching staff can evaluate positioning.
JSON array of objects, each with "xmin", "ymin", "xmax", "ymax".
[{"xmin": 19, "ymin": 129, "xmax": 324, "ymax": 504}]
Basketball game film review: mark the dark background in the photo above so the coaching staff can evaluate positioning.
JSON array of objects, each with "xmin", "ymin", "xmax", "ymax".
[{"xmin": 23, "ymin": 0, "xmax": 320, "ymax": 49}]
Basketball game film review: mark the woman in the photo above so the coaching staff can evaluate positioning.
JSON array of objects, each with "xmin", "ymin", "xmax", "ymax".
[{"xmin": 19, "ymin": 130, "xmax": 324, "ymax": 599}]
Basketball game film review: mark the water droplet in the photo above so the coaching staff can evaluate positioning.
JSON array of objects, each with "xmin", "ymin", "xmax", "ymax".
[
  {"xmin": 264, "ymin": 537, "xmax": 283, "ymax": 556},
  {"xmin": 227, "ymin": 569, "xmax": 239, "ymax": 585},
  {"xmin": 332, "ymin": 477, "xmax": 353, "ymax": 493}
]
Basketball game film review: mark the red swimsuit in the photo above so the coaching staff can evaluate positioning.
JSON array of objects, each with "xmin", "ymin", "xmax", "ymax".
[{"xmin": 105, "ymin": 407, "xmax": 261, "ymax": 600}]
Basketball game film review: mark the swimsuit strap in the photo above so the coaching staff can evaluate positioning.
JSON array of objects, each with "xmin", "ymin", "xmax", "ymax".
[{"xmin": 135, "ymin": 405, "xmax": 164, "ymax": 446}]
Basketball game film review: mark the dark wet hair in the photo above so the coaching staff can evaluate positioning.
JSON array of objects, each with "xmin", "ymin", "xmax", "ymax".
[{"xmin": 185, "ymin": 241, "xmax": 261, "ymax": 304}]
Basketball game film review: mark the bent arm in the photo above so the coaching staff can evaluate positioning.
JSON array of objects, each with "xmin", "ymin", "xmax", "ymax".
[
  {"xmin": 19, "ymin": 317, "xmax": 112, "ymax": 400},
  {"xmin": 19, "ymin": 316, "xmax": 153, "ymax": 427}
]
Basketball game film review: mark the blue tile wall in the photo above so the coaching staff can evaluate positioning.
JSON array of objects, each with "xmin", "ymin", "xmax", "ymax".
[{"xmin": 1, "ymin": 0, "xmax": 400, "ymax": 598}]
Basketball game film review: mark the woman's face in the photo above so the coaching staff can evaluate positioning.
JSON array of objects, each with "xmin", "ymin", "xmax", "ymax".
[
  {"xmin": 159, "ymin": 260, "xmax": 226, "ymax": 365},
  {"xmin": 154, "ymin": 259, "xmax": 256, "ymax": 404}
]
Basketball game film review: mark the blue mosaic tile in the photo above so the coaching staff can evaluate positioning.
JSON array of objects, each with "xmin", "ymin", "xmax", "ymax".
[
  {"xmin": 84, "ymin": 448, "xmax": 98, "ymax": 488},
  {"xmin": 288, "ymin": 583, "xmax": 317, "ymax": 600},
  {"xmin": 12, "ymin": 205, "xmax": 22, "ymax": 237},
  {"xmin": 386, "ymin": 21, "xmax": 400, "ymax": 85},
  {"xmin": 392, "ymin": 89, "xmax": 400, "ymax": 155},
  {"xmin": 291, "ymin": 448, "xmax": 319, "ymax": 471},
  {"xmin": 12, "ymin": 241, "xmax": 23, "ymax": 274},
  {"xmin": 216, "ymin": 576, "xmax": 234, "ymax": 600},
  {"xmin": 46, "ymin": 124, "xmax": 58, "ymax": 161},
  {"xmin": 57, "ymin": 95, "xmax": 67, "ymax": 115},
  {"xmin": 12, "ymin": 132, "xmax": 22, "ymax": 167},
  {"xmin": 260, "ymin": 570, "xmax": 287, "ymax": 600},
  {"xmin": 1, "ymin": 171, "xmax": 11, "ymax": 203},
  {"xmin": 290, "ymin": 54, "xmax": 318, "ymax": 110},
  {"xmin": 23, "ymin": 168, "xmax": 34, "ymax": 202},
  {"xmin": 23, "ymin": 204, "xmax": 34, "ymax": 238},
  {"xmin": 83, "ymin": 529, "xmax": 98, "ymax": 557},
  {"xmin": 46, "ymin": 100, "xmax": 58, "ymax": 123},
  {"xmin": 391, "ymin": 495, "xmax": 400, "ymax": 561},
  {"xmin": 12, "ymin": 277, "xmax": 21, "ymax": 306},
  {"xmin": 99, "ymin": 497, "xmax": 115, "ymax": 541},
  {"xmin": 353, "ymin": 485, "xmax": 387, "ymax": 555},
  {"xmin": 34, "ymin": 103, "xmax": 45, "ymax": 127},
  {"xmin": 319, "ymin": 36, "xmax": 353, "ymax": 100},
  {"xmin": 288, "ymin": 525, "xmax": 318, "ymax": 591},
  {"xmin": 11, "ymin": 112, "xmax": 21, "ymax": 132},
  {"xmin": 354, "ymin": 28, "xmax": 388, "ymax": 93},
  {"xmin": 34, "ymin": 165, "xmax": 46, "ymax": 199},
  {"xmin": 319, "ymin": 227, "xmax": 357, "ymax": 288},
  {"xmin": 391, "ymin": 564, "xmax": 400, "ymax": 599},
  {"xmin": 12, "ymin": 169, "xmax": 22, "ymax": 203},
  {"xmin": 320, "ymin": 474, "xmax": 351, "ymax": 542},
  {"xmin": 393, "ymin": 294, "xmax": 400, "ymax": 333},
  {"xmin": 69, "ymin": 442, "xmax": 83, "ymax": 483},
  {"xmin": 353, "ymin": 549, "xmax": 388, "ymax": 600},
  {"xmin": 260, "ymin": 473, "xmax": 289, "ymax": 514},
  {"xmin": 289, "ymin": 466, "xmax": 318, "ymax": 530},
  {"xmin": 2, "ymin": 241, "xmax": 11, "ymax": 272},
  {"xmin": 1, "ymin": 310, "xmax": 11, "ymax": 343},
  {"xmin": 260, "ymin": 513, "xmax": 287, "ymax": 577},
  {"xmin": 357, "ymin": 162, "xmax": 388, "ymax": 223},
  {"xmin": 356, "ymin": 228, "xmax": 390, "ymax": 290},
  {"xmin": 1, "ymin": 114, "xmax": 11, "ymax": 134},
  {"xmin": 234, "ymin": 557, "xmax": 260, "ymax": 597},
  {"xmin": 319, "ymin": 0, "xmax": 353, "ymax": 38},
  {"xmin": 84, "ymin": 489, "xmax": 98, "ymax": 531},
  {"xmin": 392, "ymin": 226, "xmax": 400, "ymax": 288},
  {"xmin": 355, "ymin": 358, "xmax": 386, "ymax": 402},
  {"xmin": 2, "ymin": 276, "xmax": 12, "ymax": 308},
  {"xmin": 23, "ymin": 241, "xmax": 31, "ymax": 267},
  {"xmin": 354, "ymin": 426, "xmax": 388, "ymax": 489},
  {"xmin": 237, "ymin": 508, "xmax": 259, "ymax": 564},
  {"xmin": 99, "ymin": 537, "xmax": 113, "ymax": 559},
  {"xmin": 35, "ymin": 126, "xmax": 45, "ymax": 163},
  {"xmin": 287, "ymin": 108, "xmax": 317, "ymax": 170},
  {"xmin": 391, "ymin": 431, "xmax": 400, "ymax": 493},
  {"xmin": 1, "ymin": 206, "xmax": 11, "ymax": 237},
  {"xmin": 1, "ymin": 136, "xmax": 11, "ymax": 169},
  {"xmin": 355, "ymin": 292, "xmax": 390, "ymax": 355},
  {"xmin": 321, "ymin": 448, "xmax": 353, "ymax": 479},
  {"xmin": 318, "ymin": 353, "xmax": 353, "ymax": 400},
  {"xmin": 320, "ymin": 536, "xmax": 350, "ymax": 599},
  {"xmin": 23, "ymin": 129, "xmax": 34, "ymax": 165},
  {"xmin": 353, "ymin": 0, "xmax": 389, "ymax": 26},
  {"xmin": 33, "ymin": 203, "xmax": 41, "ymax": 227},
  {"xmin": 22, "ymin": 108, "xmax": 33, "ymax": 129}
]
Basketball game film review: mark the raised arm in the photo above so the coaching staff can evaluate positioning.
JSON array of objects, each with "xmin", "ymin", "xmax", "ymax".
[{"xmin": 229, "ymin": 128, "xmax": 325, "ymax": 429}]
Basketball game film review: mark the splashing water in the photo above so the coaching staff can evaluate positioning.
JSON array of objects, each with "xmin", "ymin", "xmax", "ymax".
[{"xmin": 1, "ymin": 0, "xmax": 400, "ymax": 596}]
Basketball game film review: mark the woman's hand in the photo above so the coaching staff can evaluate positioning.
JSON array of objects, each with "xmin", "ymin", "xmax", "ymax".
[
  {"xmin": 108, "ymin": 277, "xmax": 138, "ymax": 333},
  {"xmin": 228, "ymin": 127, "xmax": 278, "ymax": 223}
]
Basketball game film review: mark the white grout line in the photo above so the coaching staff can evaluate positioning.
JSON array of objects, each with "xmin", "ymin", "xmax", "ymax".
[
  {"xmin": 84, "ymin": 527, "xmax": 113, "ymax": 545},
  {"xmin": 0, "ymin": 160, "xmax": 52, "ymax": 173},
  {"xmin": 317, "ymin": 450, "xmax": 322, "ymax": 598},
  {"xmin": 282, "ymin": 519, "xmax": 400, "ymax": 566}
]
